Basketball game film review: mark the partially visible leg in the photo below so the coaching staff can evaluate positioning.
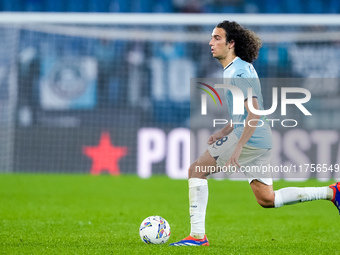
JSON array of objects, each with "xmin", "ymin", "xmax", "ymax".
[
  {"xmin": 188, "ymin": 150, "xmax": 216, "ymax": 239},
  {"xmin": 329, "ymin": 182, "xmax": 340, "ymax": 213},
  {"xmin": 189, "ymin": 149, "xmax": 216, "ymax": 179},
  {"xmin": 250, "ymin": 180, "xmax": 275, "ymax": 208},
  {"xmin": 170, "ymin": 133, "xmax": 239, "ymax": 246},
  {"xmin": 244, "ymin": 146, "xmax": 334, "ymax": 209},
  {"xmin": 273, "ymin": 186, "xmax": 333, "ymax": 208},
  {"xmin": 250, "ymin": 179, "xmax": 334, "ymax": 208},
  {"xmin": 170, "ymin": 149, "xmax": 215, "ymax": 246}
]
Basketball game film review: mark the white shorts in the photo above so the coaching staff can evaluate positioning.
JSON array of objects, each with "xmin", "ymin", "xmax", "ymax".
[{"xmin": 207, "ymin": 132, "xmax": 273, "ymax": 186}]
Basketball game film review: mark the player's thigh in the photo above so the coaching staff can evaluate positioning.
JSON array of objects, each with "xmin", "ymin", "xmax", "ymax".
[
  {"xmin": 240, "ymin": 146, "xmax": 273, "ymax": 186},
  {"xmin": 190, "ymin": 132, "xmax": 239, "ymax": 178},
  {"xmin": 241, "ymin": 146, "xmax": 275, "ymax": 207},
  {"xmin": 208, "ymin": 132, "xmax": 239, "ymax": 168},
  {"xmin": 189, "ymin": 150, "xmax": 216, "ymax": 178},
  {"xmin": 250, "ymin": 180, "xmax": 275, "ymax": 208}
]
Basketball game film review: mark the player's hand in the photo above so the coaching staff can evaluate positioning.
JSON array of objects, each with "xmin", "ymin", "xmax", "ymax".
[
  {"xmin": 207, "ymin": 135, "xmax": 217, "ymax": 145},
  {"xmin": 207, "ymin": 131, "xmax": 225, "ymax": 145},
  {"xmin": 224, "ymin": 145, "xmax": 242, "ymax": 169}
]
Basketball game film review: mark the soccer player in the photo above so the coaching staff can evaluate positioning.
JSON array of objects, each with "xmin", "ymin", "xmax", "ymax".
[{"xmin": 169, "ymin": 20, "xmax": 340, "ymax": 246}]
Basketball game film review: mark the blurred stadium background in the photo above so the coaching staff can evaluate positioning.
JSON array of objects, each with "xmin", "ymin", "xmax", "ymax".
[
  {"xmin": 0, "ymin": 0, "xmax": 340, "ymax": 13},
  {"xmin": 0, "ymin": 1, "xmax": 340, "ymax": 181}
]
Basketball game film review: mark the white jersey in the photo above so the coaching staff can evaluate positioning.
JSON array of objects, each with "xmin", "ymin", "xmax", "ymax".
[{"xmin": 223, "ymin": 57, "xmax": 272, "ymax": 149}]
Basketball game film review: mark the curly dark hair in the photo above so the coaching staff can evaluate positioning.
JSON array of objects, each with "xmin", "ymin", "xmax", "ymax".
[{"xmin": 216, "ymin": 20, "xmax": 262, "ymax": 63}]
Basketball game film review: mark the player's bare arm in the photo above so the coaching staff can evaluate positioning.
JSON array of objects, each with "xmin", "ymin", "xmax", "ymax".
[
  {"xmin": 225, "ymin": 97, "xmax": 260, "ymax": 167},
  {"xmin": 207, "ymin": 124, "xmax": 233, "ymax": 145}
]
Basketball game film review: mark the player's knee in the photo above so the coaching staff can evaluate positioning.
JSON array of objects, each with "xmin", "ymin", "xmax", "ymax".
[
  {"xmin": 256, "ymin": 195, "xmax": 275, "ymax": 208},
  {"xmin": 188, "ymin": 163, "xmax": 209, "ymax": 179}
]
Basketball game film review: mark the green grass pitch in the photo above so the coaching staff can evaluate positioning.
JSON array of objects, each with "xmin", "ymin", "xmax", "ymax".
[{"xmin": 0, "ymin": 174, "xmax": 339, "ymax": 254}]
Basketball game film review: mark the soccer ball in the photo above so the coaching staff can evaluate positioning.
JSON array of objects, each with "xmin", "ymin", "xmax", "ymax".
[{"xmin": 139, "ymin": 216, "xmax": 171, "ymax": 244}]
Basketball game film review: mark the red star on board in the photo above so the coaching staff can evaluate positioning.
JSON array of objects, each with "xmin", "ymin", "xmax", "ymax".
[{"xmin": 83, "ymin": 132, "xmax": 128, "ymax": 175}]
